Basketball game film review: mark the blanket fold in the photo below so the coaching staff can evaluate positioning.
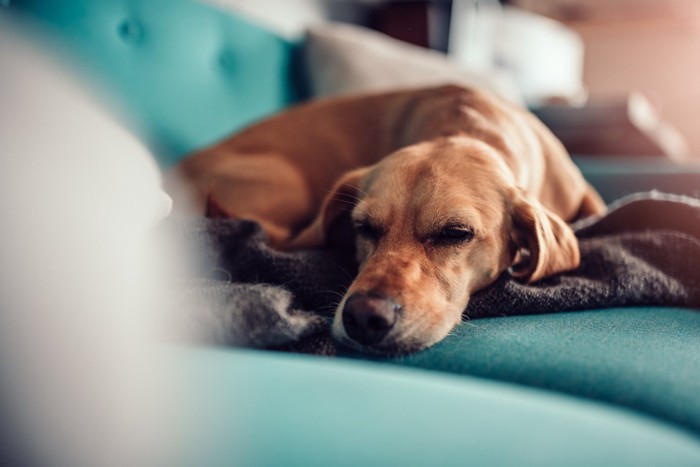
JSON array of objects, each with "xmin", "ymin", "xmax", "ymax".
[{"xmin": 169, "ymin": 192, "xmax": 700, "ymax": 354}]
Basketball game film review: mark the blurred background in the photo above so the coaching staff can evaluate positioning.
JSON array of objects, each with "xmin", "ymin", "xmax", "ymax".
[{"xmin": 208, "ymin": 0, "xmax": 700, "ymax": 160}]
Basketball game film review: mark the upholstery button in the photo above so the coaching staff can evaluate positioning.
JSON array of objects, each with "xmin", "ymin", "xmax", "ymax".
[
  {"xmin": 118, "ymin": 18, "xmax": 144, "ymax": 44},
  {"xmin": 218, "ymin": 50, "xmax": 236, "ymax": 74}
]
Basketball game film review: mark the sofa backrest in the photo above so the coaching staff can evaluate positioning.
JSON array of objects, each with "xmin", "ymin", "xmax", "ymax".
[{"xmin": 6, "ymin": 0, "xmax": 304, "ymax": 167}]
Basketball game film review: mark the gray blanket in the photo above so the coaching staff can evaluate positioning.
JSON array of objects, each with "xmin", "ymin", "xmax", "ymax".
[{"xmin": 169, "ymin": 192, "xmax": 700, "ymax": 355}]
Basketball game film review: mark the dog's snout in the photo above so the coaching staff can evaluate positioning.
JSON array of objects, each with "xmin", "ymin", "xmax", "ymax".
[{"xmin": 342, "ymin": 292, "xmax": 401, "ymax": 346}]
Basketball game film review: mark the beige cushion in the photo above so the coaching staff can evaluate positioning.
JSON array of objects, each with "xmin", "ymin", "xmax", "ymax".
[{"xmin": 303, "ymin": 22, "xmax": 523, "ymax": 104}]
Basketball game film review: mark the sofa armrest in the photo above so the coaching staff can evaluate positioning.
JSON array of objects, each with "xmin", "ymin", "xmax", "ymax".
[{"xmin": 575, "ymin": 156, "xmax": 700, "ymax": 203}]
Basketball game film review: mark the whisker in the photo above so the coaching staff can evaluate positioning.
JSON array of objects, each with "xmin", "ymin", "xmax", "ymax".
[
  {"xmin": 317, "ymin": 300, "xmax": 341, "ymax": 315},
  {"xmin": 332, "ymin": 198, "xmax": 361, "ymax": 207},
  {"xmin": 324, "ymin": 189, "xmax": 363, "ymax": 201},
  {"xmin": 332, "ymin": 262, "xmax": 356, "ymax": 282},
  {"xmin": 354, "ymin": 186, "xmax": 369, "ymax": 197},
  {"xmin": 460, "ymin": 314, "xmax": 480, "ymax": 328},
  {"xmin": 333, "ymin": 196, "xmax": 363, "ymax": 206},
  {"xmin": 326, "ymin": 290, "xmax": 347, "ymax": 300}
]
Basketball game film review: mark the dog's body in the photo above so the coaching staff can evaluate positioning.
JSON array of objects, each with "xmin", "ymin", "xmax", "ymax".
[{"xmin": 168, "ymin": 84, "xmax": 606, "ymax": 353}]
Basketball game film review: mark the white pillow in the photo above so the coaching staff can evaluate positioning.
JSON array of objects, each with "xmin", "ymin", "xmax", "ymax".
[{"xmin": 303, "ymin": 22, "xmax": 523, "ymax": 104}]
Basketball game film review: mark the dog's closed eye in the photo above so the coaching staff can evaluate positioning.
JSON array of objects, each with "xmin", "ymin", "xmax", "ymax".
[
  {"xmin": 353, "ymin": 220, "xmax": 383, "ymax": 241},
  {"xmin": 427, "ymin": 225, "xmax": 475, "ymax": 247}
]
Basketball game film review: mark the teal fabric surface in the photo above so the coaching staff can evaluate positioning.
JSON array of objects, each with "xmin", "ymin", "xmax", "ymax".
[
  {"xmin": 368, "ymin": 307, "xmax": 700, "ymax": 436},
  {"xmin": 174, "ymin": 346, "xmax": 700, "ymax": 467},
  {"xmin": 8, "ymin": 0, "xmax": 302, "ymax": 167}
]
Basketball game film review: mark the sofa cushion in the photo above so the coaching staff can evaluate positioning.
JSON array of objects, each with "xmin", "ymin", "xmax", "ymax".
[
  {"xmin": 8, "ymin": 0, "xmax": 303, "ymax": 167},
  {"xmin": 176, "ymin": 345, "xmax": 700, "ymax": 466},
  {"xmin": 368, "ymin": 307, "xmax": 700, "ymax": 436}
]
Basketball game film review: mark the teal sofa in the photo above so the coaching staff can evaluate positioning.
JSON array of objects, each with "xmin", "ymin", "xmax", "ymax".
[{"xmin": 6, "ymin": 1, "xmax": 700, "ymax": 465}]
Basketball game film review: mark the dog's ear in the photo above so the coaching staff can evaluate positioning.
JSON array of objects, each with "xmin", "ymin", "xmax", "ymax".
[
  {"xmin": 509, "ymin": 193, "xmax": 580, "ymax": 283},
  {"xmin": 288, "ymin": 167, "xmax": 371, "ymax": 249}
]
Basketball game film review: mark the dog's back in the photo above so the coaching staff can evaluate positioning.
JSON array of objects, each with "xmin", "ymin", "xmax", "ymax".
[{"xmin": 167, "ymin": 85, "xmax": 604, "ymax": 247}]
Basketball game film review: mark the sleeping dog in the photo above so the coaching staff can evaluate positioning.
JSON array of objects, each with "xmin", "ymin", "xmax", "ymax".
[{"xmin": 168, "ymin": 85, "xmax": 606, "ymax": 354}]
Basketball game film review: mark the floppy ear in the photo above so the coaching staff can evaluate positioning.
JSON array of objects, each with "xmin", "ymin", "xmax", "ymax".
[
  {"xmin": 510, "ymin": 193, "xmax": 580, "ymax": 283},
  {"xmin": 287, "ymin": 167, "xmax": 371, "ymax": 249}
]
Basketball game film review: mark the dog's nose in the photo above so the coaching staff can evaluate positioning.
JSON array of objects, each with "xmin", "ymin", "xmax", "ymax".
[{"xmin": 342, "ymin": 292, "xmax": 400, "ymax": 346}]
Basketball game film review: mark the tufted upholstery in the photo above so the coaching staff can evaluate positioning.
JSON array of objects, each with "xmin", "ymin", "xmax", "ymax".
[{"xmin": 6, "ymin": 0, "xmax": 304, "ymax": 167}]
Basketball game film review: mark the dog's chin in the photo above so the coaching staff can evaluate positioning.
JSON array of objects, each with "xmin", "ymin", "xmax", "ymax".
[
  {"xmin": 334, "ymin": 334, "xmax": 427, "ymax": 356},
  {"xmin": 331, "ymin": 315, "xmax": 449, "ymax": 356}
]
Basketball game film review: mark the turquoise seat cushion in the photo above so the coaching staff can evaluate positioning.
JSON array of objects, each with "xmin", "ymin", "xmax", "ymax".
[
  {"xmin": 8, "ymin": 0, "xmax": 303, "ymax": 167},
  {"xmin": 358, "ymin": 307, "xmax": 700, "ymax": 437},
  {"xmin": 176, "ymin": 346, "xmax": 700, "ymax": 467}
]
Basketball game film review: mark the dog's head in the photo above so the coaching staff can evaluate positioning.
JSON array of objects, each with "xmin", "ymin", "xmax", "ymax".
[{"xmin": 298, "ymin": 137, "xmax": 579, "ymax": 354}]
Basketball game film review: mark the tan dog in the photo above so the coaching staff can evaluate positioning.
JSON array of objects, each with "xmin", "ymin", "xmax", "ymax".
[{"xmin": 168, "ymin": 85, "xmax": 606, "ymax": 354}]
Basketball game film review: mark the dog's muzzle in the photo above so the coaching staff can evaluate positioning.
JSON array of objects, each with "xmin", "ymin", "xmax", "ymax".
[{"xmin": 341, "ymin": 291, "xmax": 401, "ymax": 346}]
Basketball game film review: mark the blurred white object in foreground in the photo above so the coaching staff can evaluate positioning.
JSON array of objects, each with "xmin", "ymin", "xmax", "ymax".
[{"xmin": 0, "ymin": 17, "xmax": 174, "ymax": 467}]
